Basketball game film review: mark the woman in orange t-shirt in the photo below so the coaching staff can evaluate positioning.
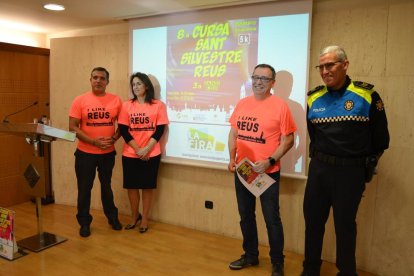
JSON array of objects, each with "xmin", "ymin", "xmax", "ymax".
[{"xmin": 118, "ymin": 72, "xmax": 169, "ymax": 233}]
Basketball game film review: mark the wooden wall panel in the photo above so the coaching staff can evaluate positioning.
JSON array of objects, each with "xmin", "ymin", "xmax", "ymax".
[
  {"xmin": 49, "ymin": 34, "xmax": 130, "ymax": 211},
  {"xmin": 0, "ymin": 42, "xmax": 50, "ymax": 206}
]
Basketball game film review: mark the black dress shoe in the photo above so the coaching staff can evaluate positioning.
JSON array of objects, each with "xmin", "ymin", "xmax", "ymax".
[
  {"xmin": 229, "ymin": 255, "xmax": 259, "ymax": 270},
  {"xmin": 108, "ymin": 218, "xmax": 122, "ymax": 230},
  {"xmin": 300, "ymin": 270, "xmax": 320, "ymax": 276},
  {"xmin": 272, "ymin": 263, "xmax": 284, "ymax": 276},
  {"xmin": 79, "ymin": 225, "xmax": 90, "ymax": 237},
  {"xmin": 124, "ymin": 213, "xmax": 142, "ymax": 230}
]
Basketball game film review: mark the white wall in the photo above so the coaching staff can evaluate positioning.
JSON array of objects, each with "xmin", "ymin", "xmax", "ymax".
[{"xmin": 0, "ymin": 26, "xmax": 47, "ymax": 48}]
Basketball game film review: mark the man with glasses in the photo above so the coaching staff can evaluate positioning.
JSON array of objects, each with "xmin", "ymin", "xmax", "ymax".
[
  {"xmin": 302, "ymin": 46, "xmax": 390, "ymax": 276},
  {"xmin": 228, "ymin": 64, "xmax": 297, "ymax": 276}
]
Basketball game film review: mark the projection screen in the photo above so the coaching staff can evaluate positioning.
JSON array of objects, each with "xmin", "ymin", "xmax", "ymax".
[{"xmin": 129, "ymin": 0, "xmax": 312, "ymax": 179}]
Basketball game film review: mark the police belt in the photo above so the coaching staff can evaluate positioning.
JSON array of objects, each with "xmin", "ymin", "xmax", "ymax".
[{"xmin": 311, "ymin": 151, "xmax": 366, "ymax": 167}]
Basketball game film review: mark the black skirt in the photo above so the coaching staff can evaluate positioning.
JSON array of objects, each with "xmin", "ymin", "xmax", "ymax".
[{"xmin": 122, "ymin": 155, "xmax": 161, "ymax": 189}]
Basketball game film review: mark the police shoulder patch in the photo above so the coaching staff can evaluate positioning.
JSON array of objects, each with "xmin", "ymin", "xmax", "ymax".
[
  {"xmin": 353, "ymin": 81, "xmax": 374, "ymax": 90},
  {"xmin": 307, "ymin": 85, "xmax": 324, "ymax": 96}
]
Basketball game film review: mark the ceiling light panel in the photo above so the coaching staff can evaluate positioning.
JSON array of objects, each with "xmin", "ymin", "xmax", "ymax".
[{"xmin": 43, "ymin": 4, "xmax": 65, "ymax": 11}]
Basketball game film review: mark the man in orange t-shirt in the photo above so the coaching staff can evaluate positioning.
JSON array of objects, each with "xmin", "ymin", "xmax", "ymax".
[
  {"xmin": 69, "ymin": 67, "xmax": 122, "ymax": 237},
  {"xmin": 228, "ymin": 64, "xmax": 296, "ymax": 276}
]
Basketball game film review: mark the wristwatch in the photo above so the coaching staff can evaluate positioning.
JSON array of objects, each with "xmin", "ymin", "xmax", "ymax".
[{"xmin": 268, "ymin": 157, "xmax": 276, "ymax": 166}]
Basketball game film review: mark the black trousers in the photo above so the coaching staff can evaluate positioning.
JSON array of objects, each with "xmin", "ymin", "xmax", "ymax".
[
  {"xmin": 303, "ymin": 158, "xmax": 366, "ymax": 276},
  {"xmin": 74, "ymin": 149, "xmax": 119, "ymax": 226}
]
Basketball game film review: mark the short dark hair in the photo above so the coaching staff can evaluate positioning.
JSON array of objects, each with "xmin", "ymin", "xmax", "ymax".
[
  {"xmin": 254, "ymin": 64, "xmax": 276, "ymax": 79},
  {"xmin": 129, "ymin": 72, "xmax": 155, "ymax": 104},
  {"xmin": 91, "ymin": 67, "xmax": 110, "ymax": 81}
]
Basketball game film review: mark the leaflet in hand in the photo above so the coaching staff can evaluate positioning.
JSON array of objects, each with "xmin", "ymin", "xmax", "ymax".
[{"xmin": 236, "ymin": 158, "xmax": 275, "ymax": 197}]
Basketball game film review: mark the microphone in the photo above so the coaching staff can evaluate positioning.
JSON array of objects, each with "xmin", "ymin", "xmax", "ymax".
[{"xmin": 2, "ymin": 101, "xmax": 39, "ymax": 123}]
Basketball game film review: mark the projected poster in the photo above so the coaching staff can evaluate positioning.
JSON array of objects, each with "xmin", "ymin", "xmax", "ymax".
[
  {"xmin": 132, "ymin": 11, "xmax": 310, "ymax": 177},
  {"xmin": 164, "ymin": 19, "xmax": 257, "ymax": 164},
  {"xmin": 166, "ymin": 19, "xmax": 258, "ymax": 116}
]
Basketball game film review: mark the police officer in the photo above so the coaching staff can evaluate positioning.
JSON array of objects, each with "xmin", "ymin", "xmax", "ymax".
[{"xmin": 302, "ymin": 46, "xmax": 390, "ymax": 276}]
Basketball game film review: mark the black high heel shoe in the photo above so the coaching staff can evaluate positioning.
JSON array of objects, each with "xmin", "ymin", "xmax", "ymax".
[
  {"xmin": 124, "ymin": 213, "xmax": 142, "ymax": 230},
  {"xmin": 139, "ymin": 226, "xmax": 148, "ymax": 233}
]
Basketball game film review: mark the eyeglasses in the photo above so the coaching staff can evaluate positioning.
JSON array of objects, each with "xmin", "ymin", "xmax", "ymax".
[
  {"xmin": 315, "ymin": 61, "xmax": 343, "ymax": 71},
  {"xmin": 251, "ymin": 75, "xmax": 274, "ymax": 83}
]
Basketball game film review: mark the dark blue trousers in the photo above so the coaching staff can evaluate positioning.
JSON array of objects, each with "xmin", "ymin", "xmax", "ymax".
[
  {"xmin": 74, "ymin": 149, "xmax": 119, "ymax": 226},
  {"xmin": 303, "ymin": 158, "xmax": 365, "ymax": 276}
]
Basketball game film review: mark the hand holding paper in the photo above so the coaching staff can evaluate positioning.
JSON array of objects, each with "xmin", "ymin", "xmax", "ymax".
[{"xmin": 236, "ymin": 158, "xmax": 275, "ymax": 197}]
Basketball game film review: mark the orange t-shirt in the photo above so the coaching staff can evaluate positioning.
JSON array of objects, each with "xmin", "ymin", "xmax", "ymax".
[
  {"xmin": 69, "ymin": 91, "xmax": 122, "ymax": 154},
  {"xmin": 118, "ymin": 99, "xmax": 169, "ymax": 158},
  {"xmin": 229, "ymin": 95, "xmax": 297, "ymax": 173}
]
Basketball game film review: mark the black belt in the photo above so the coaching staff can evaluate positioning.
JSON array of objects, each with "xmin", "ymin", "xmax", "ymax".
[{"xmin": 311, "ymin": 151, "xmax": 366, "ymax": 167}]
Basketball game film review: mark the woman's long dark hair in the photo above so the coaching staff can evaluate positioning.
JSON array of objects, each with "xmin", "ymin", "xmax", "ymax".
[{"xmin": 130, "ymin": 72, "xmax": 155, "ymax": 104}]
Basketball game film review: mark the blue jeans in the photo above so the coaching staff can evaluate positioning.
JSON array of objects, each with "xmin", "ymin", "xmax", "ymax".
[
  {"xmin": 234, "ymin": 171, "xmax": 284, "ymax": 264},
  {"xmin": 74, "ymin": 149, "xmax": 119, "ymax": 226}
]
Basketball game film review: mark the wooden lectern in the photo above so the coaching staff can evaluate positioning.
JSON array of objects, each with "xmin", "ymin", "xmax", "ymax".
[{"xmin": 0, "ymin": 122, "xmax": 76, "ymax": 253}]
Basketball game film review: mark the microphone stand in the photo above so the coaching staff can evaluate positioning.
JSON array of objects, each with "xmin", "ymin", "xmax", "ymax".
[{"xmin": 2, "ymin": 101, "xmax": 38, "ymax": 123}]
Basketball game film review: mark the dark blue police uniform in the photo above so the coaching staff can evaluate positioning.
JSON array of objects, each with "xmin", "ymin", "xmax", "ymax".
[{"xmin": 303, "ymin": 76, "xmax": 390, "ymax": 275}]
